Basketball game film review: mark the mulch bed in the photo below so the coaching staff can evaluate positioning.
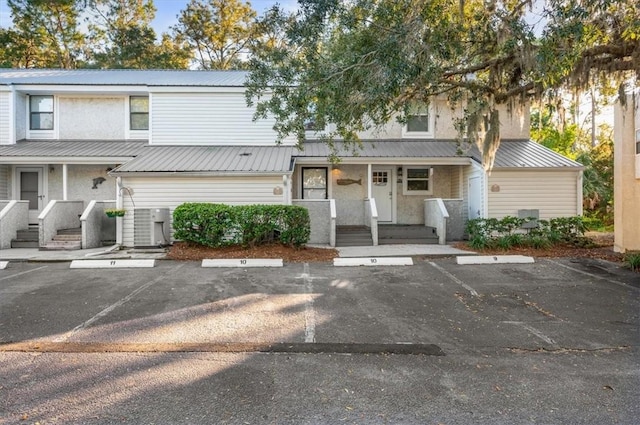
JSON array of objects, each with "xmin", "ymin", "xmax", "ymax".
[
  {"xmin": 167, "ymin": 233, "xmax": 628, "ymax": 267},
  {"xmin": 166, "ymin": 241, "xmax": 338, "ymax": 263}
]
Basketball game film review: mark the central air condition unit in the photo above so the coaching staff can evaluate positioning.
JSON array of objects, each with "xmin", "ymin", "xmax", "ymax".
[{"xmin": 134, "ymin": 208, "xmax": 171, "ymax": 247}]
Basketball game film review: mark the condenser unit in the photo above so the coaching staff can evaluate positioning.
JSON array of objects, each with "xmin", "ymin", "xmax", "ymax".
[{"xmin": 134, "ymin": 208, "xmax": 170, "ymax": 247}]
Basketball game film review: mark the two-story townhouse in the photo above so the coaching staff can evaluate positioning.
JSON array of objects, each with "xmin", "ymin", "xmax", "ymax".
[
  {"xmin": 613, "ymin": 85, "xmax": 640, "ymax": 253},
  {"xmin": 0, "ymin": 69, "xmax": 583, "ymax": 250}
]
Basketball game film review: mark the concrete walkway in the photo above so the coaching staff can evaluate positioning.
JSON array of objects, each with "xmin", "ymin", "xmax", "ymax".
[{"xmin": 0, "ymin": 243, "xmax": 476, "ymax": 262}]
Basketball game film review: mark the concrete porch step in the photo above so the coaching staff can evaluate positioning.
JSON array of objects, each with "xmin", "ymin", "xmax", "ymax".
[
  {"xmin": 40, "ymin": 241, "xmax": 82, "ymax": 251},
  {"xmin": 11, "ymin": 228, "xmax": 39, "ymax": 248},
  {"xmin": 41, "ymin": 228, "xmax": 82, "ymax": 251},
  {"xmin": 336, "ymin": 226, "xmax": 373, "ymax": 247},
  {"xmin": 378, "ymin": 225, "xmax": 439, "ymax": 245}
]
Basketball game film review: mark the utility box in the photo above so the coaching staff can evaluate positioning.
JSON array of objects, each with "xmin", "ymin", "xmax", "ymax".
[
  {"xmin": 134, "ymin": 208, "xmax": 171, "ymax": 247},
  {"xmin": 518, "ymin": 209, "xmax": 539, "ymax": 229}
]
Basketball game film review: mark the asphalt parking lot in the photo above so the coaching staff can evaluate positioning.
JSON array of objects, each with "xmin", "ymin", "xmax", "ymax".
[{"xmin": 1, "ymin": 258, "xmax": 639, "ymax": 424}]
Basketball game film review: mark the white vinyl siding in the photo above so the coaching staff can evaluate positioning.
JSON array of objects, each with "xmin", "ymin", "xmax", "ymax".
[
  {"xmin": 120, "ymin": 175, "xmax": 286, "ymax": 246},
  {"xmin": 151, "ymin": 93, "xmax": 295, "ymax": 146},
  {"xmin": 488, "ymin": 170, "xmax": 580, "ymax": 219},
  {"xmin": 0, "ymin": 91, "xmax": 11, "ymax": 144}
]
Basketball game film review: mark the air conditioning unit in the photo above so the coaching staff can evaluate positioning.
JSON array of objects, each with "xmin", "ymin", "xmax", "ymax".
[{"xmin": 134, "ymin": 208, "xmax": 171, "ymax": 247}]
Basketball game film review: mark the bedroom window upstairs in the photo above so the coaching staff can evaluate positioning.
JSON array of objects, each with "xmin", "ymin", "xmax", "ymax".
[{"xmin": 29, "ymin": 95, "xmax": 54, "ymax": 130}]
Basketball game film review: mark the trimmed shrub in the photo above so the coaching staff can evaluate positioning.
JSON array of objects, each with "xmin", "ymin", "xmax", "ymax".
[
  {"xmin": 465, "ymin": 215, "xmax": 587, "ymax": 250},
  {"xmin": 172, "ymin": 203, "xmax": 310, "ymax": 248}
]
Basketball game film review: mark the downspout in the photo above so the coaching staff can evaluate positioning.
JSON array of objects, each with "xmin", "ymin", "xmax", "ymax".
[{"xmin": 116, "ymin": 176, "xmax": 123, "ymax": 245}]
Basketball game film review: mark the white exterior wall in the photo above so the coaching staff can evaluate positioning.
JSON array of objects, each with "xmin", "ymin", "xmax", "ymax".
[
  {"xmin": 151, "ymin": 92, "xmax": 296, "ymax": 146},
  {"xmin": 462, "ymin": 162, "xmax": 486, "ymax": 223},
  {"xmin": 58, "ymin": 97, "xmax": 125, "ymax": 139},
  {"xmin": 316, "ymin": 99, "xmax": 530, "ymax": 140},
  {"xmin": 488, "ymin": 170, "xmax": 580, "ymax": 219},
  {"xmin": 47, "ymin": 164, "xmax": 117, "ymax": 202},
  {"xmin": 0, "ymin": 164, "xmax": 8, "ymax": 198},
  {"xmin": 15, "ymin": 93, "xmax": 26, "ymax": 141},
  {"xmin": 0, "ymin": 90, "xmax": 11, "ymax": 144},
  {"xmin": 613, "ymin": 91, "xmax": 640, "ymax": 252},
  {"xmin": 120, "ymin": 175, "xmax": 286, "ymax": 246}
]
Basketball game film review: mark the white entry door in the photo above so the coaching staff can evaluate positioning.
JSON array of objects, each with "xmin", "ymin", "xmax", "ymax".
[
  {"xmin": 372, "ymin": 168, "xmax": 393, "ymax": 222},
  {"xmin": 16, "ymin": 167, "xmax": 45, "ymax": 224},
  {"xmin": 468, "ymin": 176, "xmax": 482, "ymax": 219}
]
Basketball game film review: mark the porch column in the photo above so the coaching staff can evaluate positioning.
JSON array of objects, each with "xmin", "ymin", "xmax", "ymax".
[
  {"xmin": 367, "ymin": 163, "xmax": 372, "ymax": 199},
  {"xmin": 62, "ymin": 164, "xmax": 68, "ymax": 200}
]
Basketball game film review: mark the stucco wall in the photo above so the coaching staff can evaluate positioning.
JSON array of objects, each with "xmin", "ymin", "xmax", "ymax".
[
  {"xmin": 613, "ymin": 92, "xmax": 640, "ymax": 252},
  {"xmin": 0, "ymin": 165, "xmax": 8, "ymax": 198},
  {"xmin": 313, "ymin": 99, "xmax": 530, "ymax": 140},
  {"xmin": 330, "ymin": 164, "xmax": 368, "ymax": 226},
  {"xmin": 58, "ymin": 97, "xmax": 125, "ymax": 139},
  {"xmin": 292, "ymin": 199, "xmax": 331, "ymax": 244},
  {"xmin": 15, "ymin": 93, "xmax": 26, "ymax": 141},
  {"xmin": 47, "ymin": 164, "xmax": 117, "ymax": 201},
  {"xmin": 0, "ymin": 201, "xmax": 29, "ymax": 249},
  {"xmin": 443, "ymin": 199, "xmax": 465, "ymax": 241},
  {"xmin": 396, "ymin": 165, "xmax": 455, "ymax": 224}
]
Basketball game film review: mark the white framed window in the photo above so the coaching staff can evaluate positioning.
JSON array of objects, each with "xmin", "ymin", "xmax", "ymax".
[
  {"xmin": 130, "ymin": 96, "xmax": 149, "ymax": 130},
  {"xmin": 402, "ymin": 104, "xmax": 434, "ymax": 138},
  {"xmin": 29, "ymin": 95, "xmax": 54, "ymax": 130},
  {"xmin": 402, "ymin": 166, "xmax": 433, "ymax": 195}
]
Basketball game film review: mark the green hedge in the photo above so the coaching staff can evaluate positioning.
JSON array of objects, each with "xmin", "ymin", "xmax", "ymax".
[
  {"xmin": 465, "ymin": 216, "xmax": 590, "ymax": 250},
  {"xmin": 173, "ymin": 203, "xmax": 310, "ymax": 247}
]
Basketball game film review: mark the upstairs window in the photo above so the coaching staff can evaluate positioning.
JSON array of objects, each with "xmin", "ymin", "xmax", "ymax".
[
  {"xmin": 130, "ymin": 96, "xmax": 149, "ymax": 130},
  {"xmin": 403, "ymin": 104, "xmax": 434, "ymax": 138},
  {"xmin": 402, "ymin": 166, "xmax": 433, "ymax": 195},
  {"xmin": 30, "ymin": 95, "xmax": 54, "ymax": 130}
]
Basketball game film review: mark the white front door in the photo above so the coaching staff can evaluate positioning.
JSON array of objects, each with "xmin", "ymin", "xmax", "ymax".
[
  {"xmin": 372, "ymin": 168, "xmax": 393, "ymax": 222},
  {"xmin": 16, "ymin": 167, "xmax": 45, "ymax": 224},
  {"xmin": 468, "ymin": 176, "xmax": 482, "ymax": 219}
]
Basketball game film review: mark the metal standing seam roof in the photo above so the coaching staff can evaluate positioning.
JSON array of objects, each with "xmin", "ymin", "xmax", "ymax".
[
  {"xmin": 112, "ymin": 145, "xmax": 297, "ymax": 174},
  {"xmin": 0, "ymin": 69, "xmax": 248, "ymax": 87},
  {"xmin": 296, "ymin": 139, "xmax": 583, "ymax": 168},
  {"xmin": 0, "ymin": 140, "xmax": 148, "ymax": 158}
]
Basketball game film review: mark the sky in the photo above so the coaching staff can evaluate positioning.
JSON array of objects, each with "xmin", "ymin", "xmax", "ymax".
[{"xmin": 0, "ymin": 0, "xmax": 295, "ymax": 34}]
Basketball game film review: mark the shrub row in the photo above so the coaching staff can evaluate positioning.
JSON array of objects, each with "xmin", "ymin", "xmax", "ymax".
[
  {"xmin": 172, "ymin": 203, "xmax": 310, "ymax": 248},
  {"xmin": 465, "ymin": 216, "xmax": 590, "ymax": 250}
]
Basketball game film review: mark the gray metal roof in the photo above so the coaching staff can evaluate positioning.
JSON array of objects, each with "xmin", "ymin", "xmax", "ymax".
[
  {"xmin": 0, "ymin": 69, "xmax": 248, "ymax": 87},
  {"xmin": 0, "ymin": 140, "xmax": 147, "ymax": 158},
  {"xmin": 296, "ymin": 140, "xmax": 582, "ymax": 168},
  {"xmin": 112, "ymin": 145, "xmax": 296, "ymax": 174}
]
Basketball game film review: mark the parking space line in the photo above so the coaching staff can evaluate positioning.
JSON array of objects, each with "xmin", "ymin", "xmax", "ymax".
[
  {"xmin": 299, "ymin": 263, "xmax": 316, "ymax": 343},
  {"xmin": 545, "ymin": 259, "xmax": 639, "ymax": 291},
  {"xmin": 0, "ymin": 261, "xmax": 8, "ymax": 269},
  {"xmin": 0, "ymin": 265, "xmax": 48, "ymax": 282},
  {"xmin": 54, "ymin": 264, "xmax": 186, "ymax": 342},
  {"xmin": 428, "ymin": 261, "xmax": 479, "ymax": 297}
]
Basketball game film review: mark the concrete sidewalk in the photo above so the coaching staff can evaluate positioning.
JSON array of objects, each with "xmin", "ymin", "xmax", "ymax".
[{"xmin": 0, "ymin": 243, "xmax": 475, "ymax": 262}]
